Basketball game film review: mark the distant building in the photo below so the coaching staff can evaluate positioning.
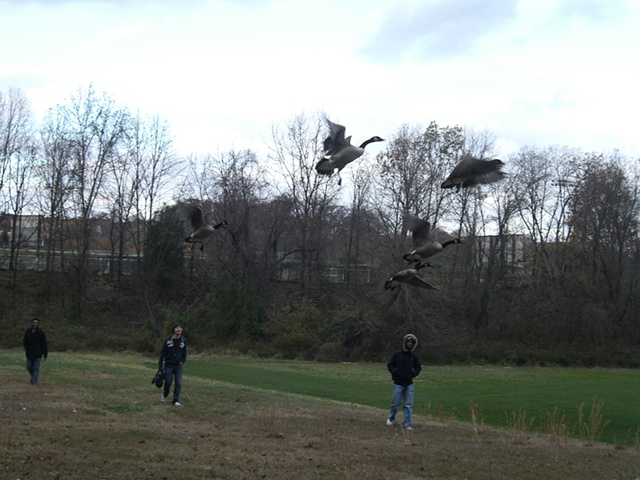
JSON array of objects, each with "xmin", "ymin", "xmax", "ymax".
[
  {"xmin": 0, "ymin": 214, "xmax": 10, "ymax": 247},
  {"xmin": 0, "ymin": 213, "xmax": 44, "ymax": 248},
  {"xmin": 473, "ymin": 234, "xmax": 528, "ymax": 268}
]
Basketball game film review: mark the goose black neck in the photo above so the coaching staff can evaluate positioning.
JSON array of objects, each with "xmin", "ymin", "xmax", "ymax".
[
  {"xmin": 442, "ymin": 239, "xmax": 460, "ymax": 248},
  {"xmin": 359, "ymin": 137, "xmax": 379, "ymax": 149}
]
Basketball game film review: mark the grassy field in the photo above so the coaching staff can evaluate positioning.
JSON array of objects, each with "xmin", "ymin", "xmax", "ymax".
[
  {"xmin": 190, "ymin": 356, "xmax": 640, "ymax": 445},
  {"xmin": 1, "ymin": 350, "xmax": 639, "ymax": 480}
]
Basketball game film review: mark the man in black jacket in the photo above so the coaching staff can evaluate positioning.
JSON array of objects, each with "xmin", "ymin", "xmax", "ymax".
[
  {"xmin": 386, "ymin": 333, "xmax": 421, "ymax": 430},
  {"xmin": 158, "ymin": 324, "xmax": 187, "ymax": 407},
  {"xmin": 23, "ymin": 317, "xmax": 48, "ymax": 385}
]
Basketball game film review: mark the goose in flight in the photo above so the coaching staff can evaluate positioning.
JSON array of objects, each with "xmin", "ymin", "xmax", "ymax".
[
  {"xmin": 384, "ymin": 261, "xmax": 439, "ymax": 291},
  {"xmin": 182, "ymin": 203, "xmax": 229, "ymax": 251},
  {"xmin": 402, "ymin": 213, "xmax": 462, "ymax": 264},
  {"xmin": 315, "ymin": 118, "xmax": 384, "ymax": 186},
  {"xmin": 441, "ymin": 154, "xmax": 506, "ymax": 191}
]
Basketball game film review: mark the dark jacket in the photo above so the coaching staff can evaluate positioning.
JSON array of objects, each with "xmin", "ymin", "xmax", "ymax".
[
  {"xmin": 159, "ymin": 335, "xmax": 187, "ymax": 367},
  {"xmin": 387, "ymin": 334, "xmax": 421, "ymax": 386},
  {"xmin": 23, "ymin": 328, "xmax": 48, "ymax": 360}
]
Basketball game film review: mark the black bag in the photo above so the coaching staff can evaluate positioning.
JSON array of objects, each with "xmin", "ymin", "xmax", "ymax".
[{"xmin": 152, "ymin": 368, "xmax": 164, "ymax": 388}]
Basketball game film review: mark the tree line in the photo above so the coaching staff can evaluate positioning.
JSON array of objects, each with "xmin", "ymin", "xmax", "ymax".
[{"xmin": 2, "ymin": 85, "xmax": 639, "ymax": 365}]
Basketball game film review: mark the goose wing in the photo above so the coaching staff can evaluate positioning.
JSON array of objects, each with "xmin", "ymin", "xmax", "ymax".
[
  {"xmin": 384, "ymin": 267, "xmax": 414, "ymax": 290},
  {"xmin": 405, "ymin": 275, "xmax": 439, "ymax": 290},
  {"xmin": 185, "ymin": 203, "xmax": 205, "ymax": 230},
  {"xmin": 404, "ymin": 213, "xmax": 432, "ymax": 249},
  {"xmin": 384, "ymin": 267, "xmax": 439, "ymax": 290},
  {"xmin": 459, "ymin": 162, "xmax": 505, "ymax": 187},
  {"xmin": 323, "ymin": 119, "xmax": 347, "ymax": 155},
  {"xmin": 442, "ymin": 154, "xmax": 505, "ymax": 189}
]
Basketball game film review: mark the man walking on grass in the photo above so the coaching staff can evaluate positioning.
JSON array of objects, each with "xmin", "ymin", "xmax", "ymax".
[
  {"xmin": 386, "ymin": 333, "xmax": 421, "ymax": 430},
  {"xmin": 23, "ymin": 317, "xmax": 48, "ymax": 385},
  {"xmin": 158, "ymin": 324, "xmax": 187, "ymax": 407}
]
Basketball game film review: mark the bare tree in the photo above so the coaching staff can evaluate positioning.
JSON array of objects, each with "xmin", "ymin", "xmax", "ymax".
[
  {"xmin": 106, "ymin": 117, "xmax": 136, "ymax": 281},
  {"xmin": 4, "ymin": 142, "xmax": 38, "ymax": 273},
  {"xmin": 211, "ymin": 149, "xmax": 267, "ymax": 282},
  {"xmin": 134, "ymin": 114, "xmax": 178, "ymax": 251},
  {"xmin": 569, "ymin": 154, "xmax": 639, "ymax": 311},
  {"xmin": 510, "ymin": 146, "xmax": 578, "ymax": 283},
  {"xmin": 176, "ymin": 153, "xmax": 226, "ymax": 281},
  {"xmin": 38, "ymin": 106, "xmax": 73, "ymax": 280},
  {"xmin": 268, "ymin": 112, "xmax": 338, "ymax": 294},
  {"xmin": 340, "ymin": 162, "xmax": 377, "ymax": 284},
  {"xmin": 0, "ymin": 88, "xmax": 32, "ymax": 195},
  {"xmin": 54, "ymin": 85, "xmax": 128, "ymax": 318},
  {"xmin": 107, "ymin": 112, "xmax": 177, "ymax": 280},
  {"xmin": 0, "ymin": 88, "xmax": 36, "ymax": 277},
  {"xmin": 176, "ymin": 149, "xmax": 264, "ymax": 275}
]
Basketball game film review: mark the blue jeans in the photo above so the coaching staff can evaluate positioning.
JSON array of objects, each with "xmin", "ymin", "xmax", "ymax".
[
  {"xmin": 163, "ymin": 364, "xmax": 183, "ymax": 403},
  {"xmin": 388, "ymin": 383, "xmax": 414, "ymax": 428},
  {"xmin": 26, "ymin": 357, "xmax": 42, "ymax": 384}
]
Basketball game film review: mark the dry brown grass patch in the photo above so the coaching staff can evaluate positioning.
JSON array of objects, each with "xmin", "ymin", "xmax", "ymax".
[{"xmin": 1, "ymin": 363, "xmax": 639, "ymax": 479}]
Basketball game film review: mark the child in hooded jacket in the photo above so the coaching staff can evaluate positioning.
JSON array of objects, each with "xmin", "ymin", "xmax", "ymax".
[{"xmin": 386, "ymin": 333, "xmax": 421, "ymax": 430}]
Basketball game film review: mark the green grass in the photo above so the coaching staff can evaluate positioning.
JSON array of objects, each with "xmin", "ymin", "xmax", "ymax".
[
  {"xmin": 2, "ymin": 350, "xmax": 639, "ymax": 445},
  {"xmin": 2, "ymin": 350, "xmax": 640, "ymax": 480},
  {"xmin": 186, "ymin": 356, "xmax": 640, "ymax": 445}
]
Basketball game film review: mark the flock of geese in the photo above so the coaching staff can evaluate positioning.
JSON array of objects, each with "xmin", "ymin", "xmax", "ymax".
[
  {"xmin": 181, "ymin": 117, "xmax": 507, "ymax": 292},
  {"xmin": 384, "ymin": 214, "xmax": 462, "ymax": 291}
]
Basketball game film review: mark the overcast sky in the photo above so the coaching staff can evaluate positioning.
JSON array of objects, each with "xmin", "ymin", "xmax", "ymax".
[{"xmin": 2, "ymin": 0, "xmax": 639, "ymax": 160}]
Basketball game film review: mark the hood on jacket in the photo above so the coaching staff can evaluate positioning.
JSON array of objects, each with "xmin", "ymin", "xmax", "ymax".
[{"xmin": 402, "ymin": 333, "xmax": 418, "ymax": 352}]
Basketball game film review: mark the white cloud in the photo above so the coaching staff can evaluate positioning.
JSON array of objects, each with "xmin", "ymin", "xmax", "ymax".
[
  {"xmin": 1, "ymin": 0, "xmax": 639, "ymax": 159},
  {"xmin": 361, "ymin": 0, "xmax": 519, "ymax": 61}
]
